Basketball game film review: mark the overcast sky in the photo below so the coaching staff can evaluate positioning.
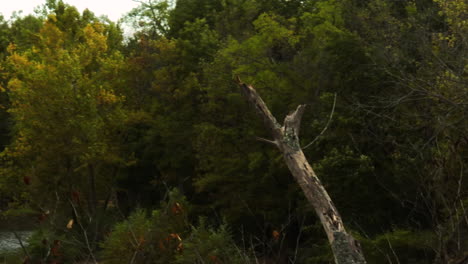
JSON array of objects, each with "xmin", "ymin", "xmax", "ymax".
[{"xmin": 1, "ymin": 0, "xmax": 140, "ymax": 21}]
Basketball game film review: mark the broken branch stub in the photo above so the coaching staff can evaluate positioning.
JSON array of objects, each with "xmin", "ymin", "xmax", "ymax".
[{"xmin": 236, "ymin": 77, "xmax": 283, "ymax": 142}]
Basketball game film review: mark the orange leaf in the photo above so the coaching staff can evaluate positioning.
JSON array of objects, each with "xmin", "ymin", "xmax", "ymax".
[
  {"xmin": 66, "ymin": 219, "xmax": 74, "ymax": 229},
  {"xmin": 272, "ymin": 230, "xmax": 280, "ymax": 241},
  {"xmin": 71, "ymin": 191, "xmax": 81, "ymax": 203},
  {"xmin": 176, "ymin": 242, "xmax": 183, "ymax": 252},
  {"xmin": 23, "ymin": 176, "xmax": 31, "ymax": 185},
  {"xmin": 158, "ymin": 240, "xmax": 166, "ymax": 251},
  {"xmin": 169, "ymin": 233, "xmax": 182, "ymax": 241},
  {"xmin": 51, "ymin": 246, "xmax": 60, "ymax": 256},
  {"xmin": 171, "ymin": 202, "xmax": 183, "ymax": 215},
  {"xmin": 37, "ymin": 213, "xmax": 47, "ymax": 223},
  {"xmin": 209, "ymin": 255, "xmax": 222, "ymax": 264}
]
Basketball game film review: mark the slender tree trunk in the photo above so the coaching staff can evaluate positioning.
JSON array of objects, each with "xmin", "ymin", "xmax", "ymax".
[
  {"xmin": 237, "ymin": 78, "xmax": 366, "ymax": 264},
  {"xmin": 87, "ymin": 164, "xmax": 97, "ymax": 215}
]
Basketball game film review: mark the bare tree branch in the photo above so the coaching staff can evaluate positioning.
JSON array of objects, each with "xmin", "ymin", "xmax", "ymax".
[
  {"xmin": 303, "ymin": 93, "xmax": 337, "ymax": 150},
  {"xmin": 256, "ymin": 137, "xmax": 278, "ymax": 146},
  {"xmin": 236, "ymin": 77, "xmax": 283, "ymax": 140}
]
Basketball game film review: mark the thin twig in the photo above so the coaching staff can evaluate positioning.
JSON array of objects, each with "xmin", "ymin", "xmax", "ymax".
[
  {"xmin": 255, "ymin": 137, "xmax": 278, "ymax": 146},
  {"xmin": 13, "ymin": 231, "xmax": 30, "ymax": 259},
  {"xmin": 302, "ymin": 93, "xmax": 337, "ymax": 150},
  {"xmin": 69, "ymin": 200, "xmax": 98, "ymax": 264},
  {"xmin": 386, "ymin": 235, "xmax": 401, "ymax": 264}
]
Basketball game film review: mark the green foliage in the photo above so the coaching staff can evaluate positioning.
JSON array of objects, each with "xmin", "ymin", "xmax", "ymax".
[
  {"xmin": 361, "ymin": 229, "xmax": 435, "ymax": 264},
  {"xmin": 169, "ymin": 0, "xmax": 223, "ymax": 36},
  {"xmin": 101, "ymin": 189, "xmax": 251, "ymax": 264},
  {"xmin": 0, "ymin": 0, "xmax": 467, "ymax": 263},
  {"xmin": 100, "ymin": 209, "xmax": 153, "ymax": 264},
  {"xmin": 0, "ymin": 249, "xmax": 24, "ymax": 264},
  {"xmin": 1, "ymin": 16, "xmax": 127, "ymax": 210},
  {"xmin": 125, "ymin": 0, "xmax": 172, "ymax": 38},
  {"xmin": 26, "ymin": 228, "xmax": 82, "ymax": 263},
  {"xmin": 175, "ymin": 218, "xmax": 252, "ymax": 264},
  {"xmin": 8, "ymin": 15, "xmax": 43, "ymax": 52}
]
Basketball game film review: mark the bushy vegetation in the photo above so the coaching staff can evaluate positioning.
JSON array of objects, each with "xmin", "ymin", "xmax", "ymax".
[
  {"xmin": 0, "ymin": 0, "xmax": 467, "ymax": 263},
  {"xmin": 101, "ymin": 190, "xmax": 253, "ymax": 264}
]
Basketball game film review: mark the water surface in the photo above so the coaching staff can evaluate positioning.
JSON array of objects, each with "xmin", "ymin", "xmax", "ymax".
[{"xmin": 0, "ymin": 231, "xmax": 32, "ymax": 252}]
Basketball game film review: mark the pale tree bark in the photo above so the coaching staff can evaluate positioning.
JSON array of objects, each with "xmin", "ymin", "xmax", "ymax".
[{"xmin": 237, "ymin": 77, "xmax": 367, "ymax": 264}]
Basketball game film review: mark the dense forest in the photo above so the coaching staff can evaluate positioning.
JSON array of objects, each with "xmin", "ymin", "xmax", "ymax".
[{"xmin": 0, "ymin": 0, "xmax": 467, "ymax": 263}]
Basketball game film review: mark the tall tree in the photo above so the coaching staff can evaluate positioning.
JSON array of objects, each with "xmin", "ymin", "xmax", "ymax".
[{"xmin": 1, "ymin": 10, "xmax": 127, "ymax": 261}]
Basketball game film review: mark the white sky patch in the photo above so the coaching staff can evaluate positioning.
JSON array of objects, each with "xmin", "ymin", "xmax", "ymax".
[{"xmin": 0, "ymin": 0, "xmax": 140, "ymax": 22}]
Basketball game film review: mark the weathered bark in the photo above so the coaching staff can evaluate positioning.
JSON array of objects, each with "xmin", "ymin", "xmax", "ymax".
[{"xmin": 237, "ymin": 78, "xmax": 366, "ymax": 264}]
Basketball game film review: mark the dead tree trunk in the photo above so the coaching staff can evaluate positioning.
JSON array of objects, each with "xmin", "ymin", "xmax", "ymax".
[{"xmin": 237, "ymin": 78, "xmax": 366, "ymax": 264}]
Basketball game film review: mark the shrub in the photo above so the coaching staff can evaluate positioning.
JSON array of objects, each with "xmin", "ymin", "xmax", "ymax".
[{"xmin": 101, "ymin": 189, "xmax": 253, "ymax": 263}]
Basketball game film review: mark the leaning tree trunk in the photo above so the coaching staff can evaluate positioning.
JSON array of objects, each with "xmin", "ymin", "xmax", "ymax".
[{"xmin": 237, "ymin": 78, "xmax": 366, "ymax": 264}]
